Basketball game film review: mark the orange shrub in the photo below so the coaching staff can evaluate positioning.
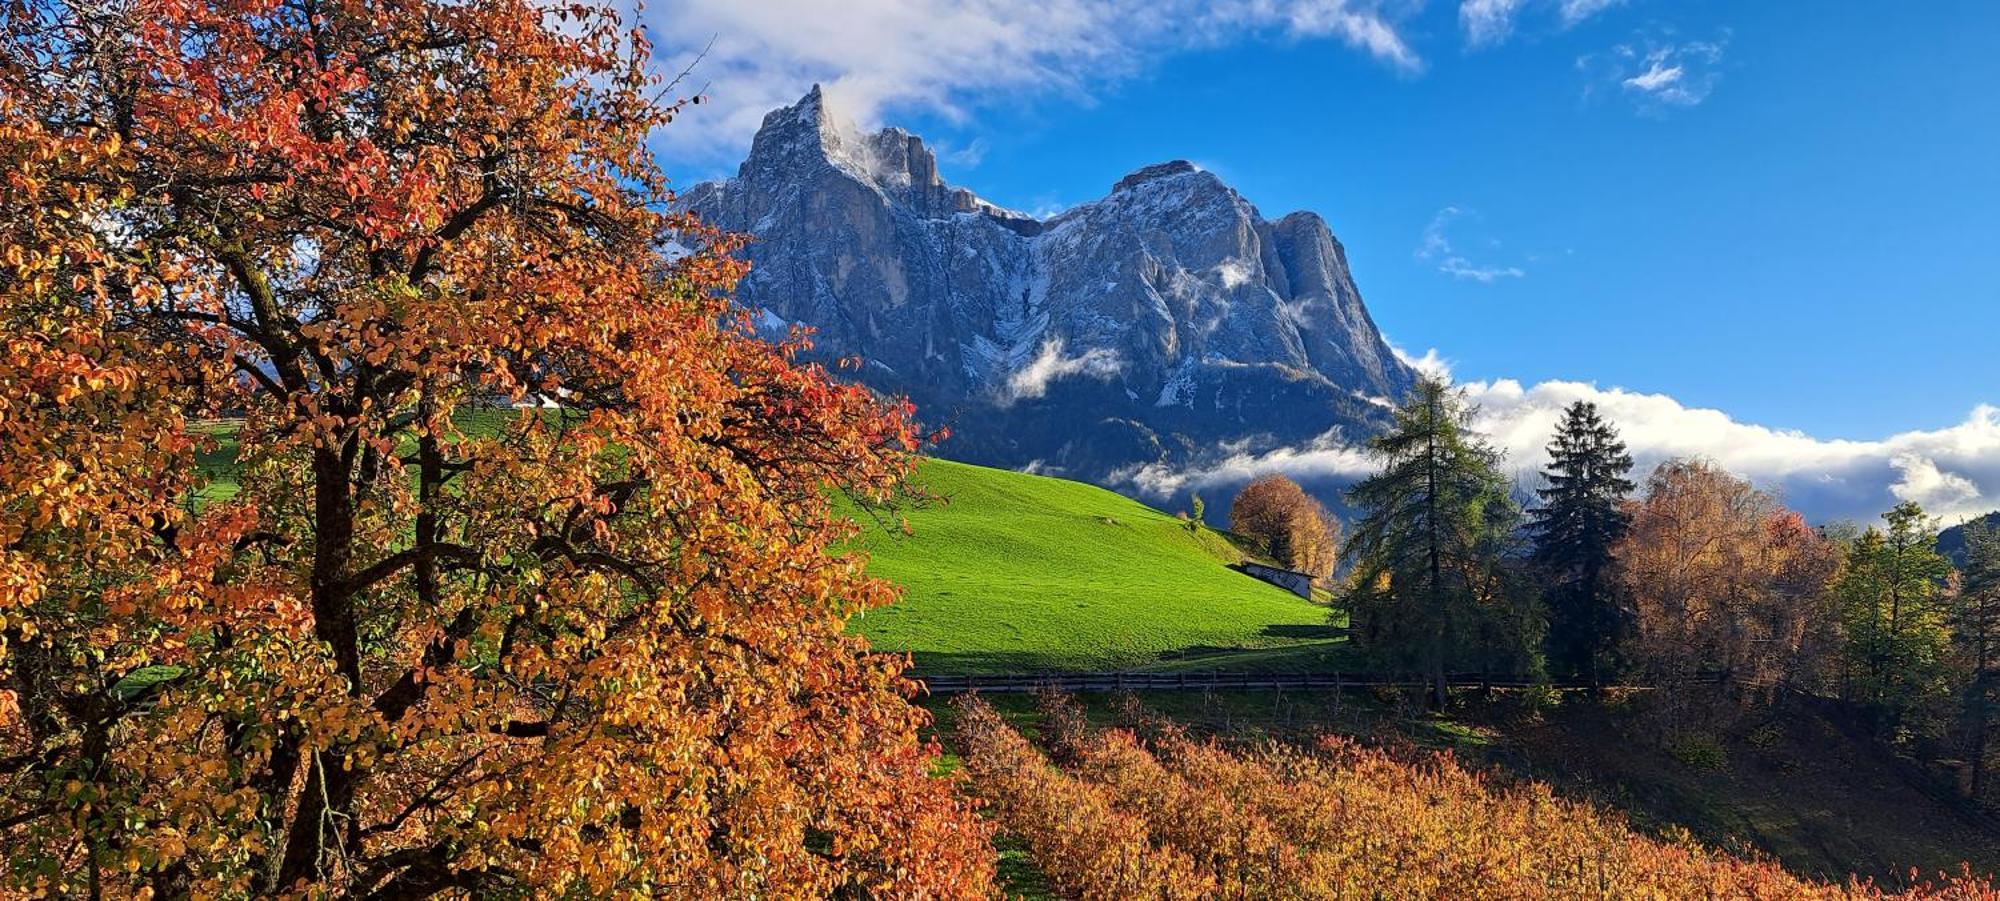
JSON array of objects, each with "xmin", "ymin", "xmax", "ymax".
[
  {"xmin": 952, "ymin": 697, "xmax": 1212, "ymax": 899},
  {"xmin": 958, "ymin": 694, "xmax": 1998, "ymax": 900}
]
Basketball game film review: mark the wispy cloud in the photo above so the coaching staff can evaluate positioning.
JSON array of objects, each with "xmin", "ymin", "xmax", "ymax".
[
  {"xmin": 1460, "ymin": 0, "xmax": 1525, "ymax": 48},
  {"xmin": 1580, "ymin": 29, "xmax": 1729, "ymax": 112},
  {"xmin": 1416, "ymin": 206, "xmax": 1526, "ymax": 283},
  {"xmin": 1000, "ymin": 339, "xmax": 1124, "ymax": 405},
  {"xmin": 1459, "ymin": 0, "xmax": 1624, "ymax": 48},
  {"xmin": 931, "ymin": 136, "xmax": 990, "ymax": 169},
  {"xmin": 640, "ymin": 0, "xmax": 1423, "ymax": 167},
  {"xmin": 1123, "ymin": 379, "xmax": 2000, "ymax": 527},
  {"xmin": 1557, "ymin": 0, "xmax": 1624, "ymax": 27}
]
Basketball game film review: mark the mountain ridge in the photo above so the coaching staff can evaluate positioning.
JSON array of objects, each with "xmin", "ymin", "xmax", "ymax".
[{"xmin": 682, "ymin": 86, "xmax": 1417, "ymax": 490}]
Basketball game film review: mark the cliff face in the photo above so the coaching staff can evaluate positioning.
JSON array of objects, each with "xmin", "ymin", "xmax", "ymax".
[{"xmin": 683, "ymin": 86, "xmax": 1416, "ymax": 486}]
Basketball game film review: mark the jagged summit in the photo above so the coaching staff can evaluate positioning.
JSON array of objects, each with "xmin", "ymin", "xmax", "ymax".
[
  {"xmin": 682, "ymin": 87, "xmax": 1416, "ymax": 489},
  {"xmin": 1112, "ymin": 159, "xmax": 1203, "ymax": 193},
  {"xmin": 735, "ymin": 85, "xmax": 1020, "ymax": 223}
]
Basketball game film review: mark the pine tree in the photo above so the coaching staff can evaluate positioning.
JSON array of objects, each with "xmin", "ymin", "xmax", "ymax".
[
  {"xmin": 1838, "ymin": 502, "xmax": 1955, "ymax": 733},
  {"xmin": 1956, "ymin": 521, "xmax": 2000, "ymax": 799},
  {"xmin": 1343, "ymin": 378, "xmax": 1538, "ymax": 708},
  {"xmin": 1529, "ymin": 401, "xmax": 1636, "ymax": 684}
]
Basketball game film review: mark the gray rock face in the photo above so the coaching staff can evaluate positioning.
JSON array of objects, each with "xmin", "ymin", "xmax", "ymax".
[{"xmin": 682, "ymin": 86, "xmax": 1416, "ymax": 487}]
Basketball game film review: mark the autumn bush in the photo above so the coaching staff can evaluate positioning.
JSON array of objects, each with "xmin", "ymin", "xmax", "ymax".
[
  {"xmin": 952, "ymin": 698, "xmax": 1212, "ymax": 900},
  {"xmin": 0, "ymin": 0, "xmax": 992, "ymax": 895},
  {"xmin": 956, "ymin": 694, "xmax": 1998, "ymax": 899}
]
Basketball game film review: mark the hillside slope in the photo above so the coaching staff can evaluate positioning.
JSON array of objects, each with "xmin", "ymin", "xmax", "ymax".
[{"xmin": 845, "ymin": 459, "xmax": 1343, "ymax": 673}]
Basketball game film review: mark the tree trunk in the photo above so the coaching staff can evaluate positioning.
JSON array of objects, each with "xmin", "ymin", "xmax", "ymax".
[{"xmin": 277, "ymin": 443, "xmax": 364, "ymax": 887}]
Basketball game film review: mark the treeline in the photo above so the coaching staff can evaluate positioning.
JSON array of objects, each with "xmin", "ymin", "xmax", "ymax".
[
  {"xmin": 1230, "ymin": 377, "xmax": 2000, "ymax": 802},
  {"xmin": 953, "ymin": 690, "xmax": 1996, "ymax": 899}
]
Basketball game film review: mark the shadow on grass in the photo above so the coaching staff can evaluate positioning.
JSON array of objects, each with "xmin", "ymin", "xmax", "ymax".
[{"xmin": 1259, "ymin": 623, "xmax": 1347, "ymax": 640}]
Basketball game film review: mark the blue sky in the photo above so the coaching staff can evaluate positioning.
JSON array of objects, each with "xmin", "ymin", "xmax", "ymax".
[{"xmin": 644, "ymin": 0, "xmax": 2000, "ymax": 522}]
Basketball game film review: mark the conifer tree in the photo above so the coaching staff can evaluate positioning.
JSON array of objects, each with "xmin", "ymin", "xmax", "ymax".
[
  {"xmin": 1343, "ymin": 378, "xmax": 1538, "ymax": 708},
  {"xmin": 1838, "ymin": 502, "xmax": 1955, "ymax": 733},
  {"xmin": 1955, "ymin": 521, "xmax": 2000, "ymax": 799},
  {"xmin": 1529, "ymin": 401, "xmax": 1636, "ymax": 684}
]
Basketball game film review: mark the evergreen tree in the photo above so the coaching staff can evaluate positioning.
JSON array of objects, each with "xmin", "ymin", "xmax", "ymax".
[
  {"xmin": 1956, "ymin": 521, "xmax": 2000, "ymax": 799},
  {"xmin": 1343, "ymin": 378, "xmax": 1539, "ymax": 708},
  {"xmin": 1529, "ymin": 401, "xmax": 1636, "ymax": 684},
  {"xmin": 1837, "ymin": 502, "xmax": 1955, "ymax": 733}
]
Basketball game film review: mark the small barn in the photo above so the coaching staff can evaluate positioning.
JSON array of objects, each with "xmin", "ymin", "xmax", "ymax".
[{"xmin": 1235, "ymin": 561, "xmax": 1315, "ymax": 599}]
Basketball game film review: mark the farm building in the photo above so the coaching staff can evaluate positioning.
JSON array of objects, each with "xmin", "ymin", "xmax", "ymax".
[{"xmin": 1235, "ymin": 561, "xmax": 1315, "ymax": 599}]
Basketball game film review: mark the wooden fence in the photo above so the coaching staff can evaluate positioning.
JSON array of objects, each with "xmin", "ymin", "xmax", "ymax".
[{"xmin": 906, "ymin": 670, "xmax": 1713, "ymax": 695}]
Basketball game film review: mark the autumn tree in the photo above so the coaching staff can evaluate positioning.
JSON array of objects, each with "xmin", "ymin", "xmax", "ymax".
[
  {"xmin": 1613, "ymin": 460, "xmax": 1844, "ymax": 705},
  {"xmin": 1836, "ymin": 502, "xmax": 1955, "ymax": 733},
  {"xmin": 1342, "ymin": 378, "xmax": 1537, "ymax": 707},
  {"xmin": 0, "ymin": 1, "xmax": 992, "ymax": 896},
  {"xmin": 1956, "ymin": 520, "xmax": 2000, "ymax": 800},
  {"xmin": 1230, "ymin": 474, "xmax": 1341, "ymax": 583},
  {"xmin": 1528, "ymin": 400, "xmax": 1635, "ymax": 684}
]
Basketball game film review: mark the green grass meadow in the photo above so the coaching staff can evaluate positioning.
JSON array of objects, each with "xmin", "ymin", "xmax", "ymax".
[{"xmin": 842, "ymin": 459, "xmax": 1347, "ymax": 674}]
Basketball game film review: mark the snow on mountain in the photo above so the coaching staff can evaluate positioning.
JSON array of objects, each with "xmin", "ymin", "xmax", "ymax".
[{"xmin": 681, "ymin": 86, "xmax": 1417, "ymax": 488}]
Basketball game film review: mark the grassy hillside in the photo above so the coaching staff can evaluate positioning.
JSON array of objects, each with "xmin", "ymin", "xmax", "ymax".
[{"xmin": 843, "ymin": 459, "xmax": 1348, "ymax": 674}]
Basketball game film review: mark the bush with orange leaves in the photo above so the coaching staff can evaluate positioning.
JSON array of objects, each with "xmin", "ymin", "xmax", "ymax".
[
  {"xmin": 952, "ymin": 697, "xmax": 1212, "ymax": 899},
  {"xmin": 955, "ymin": 693, "xmax": 1997, "ymax": 899}
]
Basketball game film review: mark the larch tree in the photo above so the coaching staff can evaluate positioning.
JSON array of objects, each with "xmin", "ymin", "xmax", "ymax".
[
  {"xmin": 1528, "ymin": 400, "xmax": 1635, "ymax": 685},
  {"xmin": 1229, "ymin": 474, "xmax": 1340, "ymax": 584},
  {"xmin": 1342, "ymin": 378, "xmax": 1537, "ymax": 708},
  {"xmin": 1614, "ymin": 461, "xmax": 1843, "ymax": 707},
  {"xmin": 0, "ymin": 1, "xmax": 993, "ymax": 896},
  {"xmin": 1957, "ymin": 520, "xmax": 2000, "ymax": 800},
  {"xmin": 1836, "ymin": 502, "xmax": 1955, "ymax": 734}
]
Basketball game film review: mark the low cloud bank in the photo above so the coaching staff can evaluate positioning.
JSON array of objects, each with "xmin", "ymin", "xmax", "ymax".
[{"xmin": 1123, "ymin": 378, "xmax": 2000, "ymax": 526}]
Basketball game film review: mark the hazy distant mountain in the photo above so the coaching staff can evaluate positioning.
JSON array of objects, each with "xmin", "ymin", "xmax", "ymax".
[
  {"xmin": 683, "ymin": 86, "xmax": 1416, "ymax": 488},
  {"xmin": 1939, "ymin": 511, "xmax": 2000, "ymax": 568}
]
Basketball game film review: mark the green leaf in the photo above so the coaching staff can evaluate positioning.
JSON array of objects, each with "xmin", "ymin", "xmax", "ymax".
[{"xmin": 108, "ymin": 665, "xmax": 187, "ymax": 703}]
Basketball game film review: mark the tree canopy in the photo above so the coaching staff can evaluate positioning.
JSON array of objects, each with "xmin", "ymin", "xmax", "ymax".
[
  {"xmin": 1837, "ymin": 502, "xmax": 1956, "ymax": 732},
  {"xmin": 1342, "ymin": 378, "xmax": 1536, "ymax": 706},
  {"xmin": 1529, "ymin": 400, "xmax": 1635, "ymax": 683},
  {"xmin": 1614, "ymin": 460, "xmax": 1843, "ymax": 704},
  {"xmin": 1230, "ymin": 474, "xmax": 1339, "ymax": 583},
  {"xmin": 0, "ymin": 0, "xmax": 991, "ymax": 895}
]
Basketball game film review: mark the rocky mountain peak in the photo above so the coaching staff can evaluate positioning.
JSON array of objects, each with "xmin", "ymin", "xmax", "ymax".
[
  {"xmin": 684, "ymin": 87, "xmax": 1417, "ymax": 493},
  {"xmin": 1112, "ymin": 159, "xmax": 1203, "ymax": 193},
  {"xmin": 737, "ymin": 85, "xmax": 991, "ymax": 219}
]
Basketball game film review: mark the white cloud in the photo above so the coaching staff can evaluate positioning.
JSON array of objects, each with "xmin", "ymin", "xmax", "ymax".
[
  {"xmin": 1622, "ymin": 62, "xmax": 1682, "ymax": 92},
  {"xmin": 1890, "ymin": 452, "xmax": 1983, "ymax": 510},
  {"xmin": 1001, "ymin": 339, "xmax": 1125, "ymax": 405},
  {"xmin": 1120, "ymin": 379, "xmax": 2000, "ymax": 527},
  {"xmin": 1460, "ymin": 0, "xmax": 1524, "ymax": 48},
  {"xmin": 1557, "ymin": 0, "xmax": 1623, "ymax": 27},
  {"xmin": 639, "ymin": 0, "xmax": 1422, "ymax": 165},
  {"xmin": 1124, "ymin": 427, "xmax": 1378, "ymax": 498},
  {"xmin": 1386, "ymin": 339, "xmax": 1453, "ymax": 380},
  {"xmin": 1581, "ymin": 31, "xmax": 1729, "ymax": 111},
  {"xmin": 1459, "ymin": 0, "xmax": 1622, "ymax": 48},
  {"xmin": 1416, "ymin": 206, "xmax": 1526, "ymax": 283}
]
